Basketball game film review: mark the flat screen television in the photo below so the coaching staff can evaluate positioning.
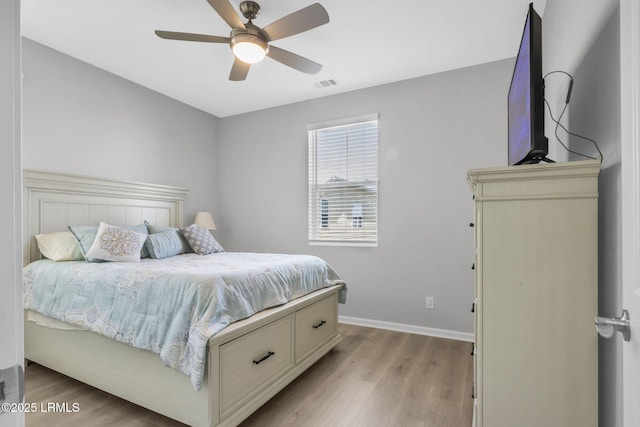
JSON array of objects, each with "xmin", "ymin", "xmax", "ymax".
[{"xmin": 508, "ymin": 3, "xmax": 549, "ymax": 166}]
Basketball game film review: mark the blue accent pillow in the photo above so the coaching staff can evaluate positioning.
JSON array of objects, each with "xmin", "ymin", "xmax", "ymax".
[
  {"xmin": 146, "ymin": 230, "xmax": 187, "ymax": 259},
  {"xmin": 144, "ymin": 221, "xmax": 192, "ymax": 254},
  {"xmin": 179, "ymin": 225, "xmax": 224, "ymax": 255},
  {"xmin": 145, "ymin": 223, "xmax": 174, "ymax": 234}
]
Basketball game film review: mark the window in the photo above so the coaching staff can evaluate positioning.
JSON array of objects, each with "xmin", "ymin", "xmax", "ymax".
[{"xmin": 308, "ymin": 114, "xmax": 378, "ymax": 246}]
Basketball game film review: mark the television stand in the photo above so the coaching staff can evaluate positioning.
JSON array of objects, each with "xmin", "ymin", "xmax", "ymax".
[{"xmin": 467, "ymin": 159, "xmax": 600, "ymax": 427}]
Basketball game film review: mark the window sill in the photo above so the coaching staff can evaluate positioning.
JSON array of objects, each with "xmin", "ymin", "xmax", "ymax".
[{"xmin": 309, "ymin": 241, "xmax": 378, "ymax": 248}]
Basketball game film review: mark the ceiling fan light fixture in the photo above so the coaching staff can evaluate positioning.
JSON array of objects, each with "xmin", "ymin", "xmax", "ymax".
[
  {"xmin": 155, "ymin": 0, "xmax": 330, "ymax": 81},
  {"xmin": 231, "ymin": 33, "xmax": 268, "ymax": 64}
]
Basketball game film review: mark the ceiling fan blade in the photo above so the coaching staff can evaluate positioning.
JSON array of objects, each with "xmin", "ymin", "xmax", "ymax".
[
  {"xmin": 155, "ymin": 30, "xmax": 230, "ymax": 43},
  {"xmin": 267, "ymin": 45, "xmax": 322, "ymax": 74},
  {"xmin": 207, "ymin": 0, "xmax": 246, "ymax": 30},
  {"xmin": 262, "ymin": 3, "xmax": 329, "ymax": 41},
  {"xmin": 229, "ymin": 58, "xmax": 251, "ymax": 81}
]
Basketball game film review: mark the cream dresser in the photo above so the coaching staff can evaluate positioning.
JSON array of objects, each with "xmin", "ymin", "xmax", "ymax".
[{"xmin": 467, "ymin": 159, "xmax": 600, "ymax": 427}]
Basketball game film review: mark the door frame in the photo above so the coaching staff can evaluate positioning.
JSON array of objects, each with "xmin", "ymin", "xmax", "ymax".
[
  {"xmin": 620, "ymin": 0, "xmax": 640, "ymax": 425},
  {"xmin": 0, "ymin": 0, "xmax": 23, "ymax": 426}
]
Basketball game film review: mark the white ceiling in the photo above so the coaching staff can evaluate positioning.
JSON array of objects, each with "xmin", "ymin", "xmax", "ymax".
[{"xmin": 21, "ymin": 0, "xmax": 547, "ymax": 118}]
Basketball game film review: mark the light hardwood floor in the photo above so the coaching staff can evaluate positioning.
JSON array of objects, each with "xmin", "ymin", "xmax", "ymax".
[{"xmin": 25, "ymin": 324, "xmax": 473, "ymax": 427}]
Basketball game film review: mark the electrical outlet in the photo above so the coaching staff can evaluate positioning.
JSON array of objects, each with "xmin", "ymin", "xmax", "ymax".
[{"xmin": 426, "ymin": 296, "xmax": 435, "ymax": 309}]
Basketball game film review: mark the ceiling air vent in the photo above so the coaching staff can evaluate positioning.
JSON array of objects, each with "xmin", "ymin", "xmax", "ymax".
[{"xmin": 314, "ymin": 78, "xmax": 338, "ymax": 89}]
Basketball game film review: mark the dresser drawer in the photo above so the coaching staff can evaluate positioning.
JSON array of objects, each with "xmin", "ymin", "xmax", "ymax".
[
  {"xmin": 295, "ymin": 294, "xmax": 337, "ymax": 362},
  {"xmin": 220, "ymin": 315, "xmax": 293, "ymax": 415}
]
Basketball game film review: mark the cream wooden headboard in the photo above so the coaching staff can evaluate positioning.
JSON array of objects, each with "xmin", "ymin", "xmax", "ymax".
[{"xmin": 23, "ymin": 170, "xmax": 189, "ymax": 264}]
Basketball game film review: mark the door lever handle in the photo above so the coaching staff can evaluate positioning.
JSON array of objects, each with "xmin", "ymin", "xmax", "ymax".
[{"xmin": 595, "ymin": 309, "xmax": 631, "ymax": 341}]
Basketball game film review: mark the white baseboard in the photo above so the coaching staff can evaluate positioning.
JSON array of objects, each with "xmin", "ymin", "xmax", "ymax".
[{"xmin": 338, "ymin": 315, "xmax": 474, "ymax": 342}]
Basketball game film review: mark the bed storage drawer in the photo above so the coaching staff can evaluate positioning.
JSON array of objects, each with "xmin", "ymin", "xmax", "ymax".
[
  {"xmin": 295, "ymin": 294, "xmax": 337, "ymax": 362},
  {"xmin": 219, "ymin": 315, "xmax": 293, "ymax": 416}
]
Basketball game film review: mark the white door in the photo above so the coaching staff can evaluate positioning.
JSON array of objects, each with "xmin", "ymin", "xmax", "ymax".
[
  {"xmin": 0, "ymin": 0, "xmax": 23, "ymax": 426},
  {"xmin": 621, "ymin": 1, "xmax": 640, "ymax": 425}
]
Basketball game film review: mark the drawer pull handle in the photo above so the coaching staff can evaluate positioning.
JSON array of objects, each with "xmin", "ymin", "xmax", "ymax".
[
  {"xmin": 313, "ymin": 320, "xmax": 327, "ymax": 329},
  {"xmin": 252, "ymin": 351, "xmax": 275, "ymax": 365}
]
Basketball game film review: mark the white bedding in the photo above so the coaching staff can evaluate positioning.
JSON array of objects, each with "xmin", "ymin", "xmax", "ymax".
[{"xmin": 24, "ymin": 252, "xmax": 346, "ymax": 390}]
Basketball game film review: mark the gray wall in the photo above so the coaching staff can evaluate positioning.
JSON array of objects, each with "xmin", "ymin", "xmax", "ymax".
[
  {"xmin": 21, "ymin": 38, "xmax": 221, "ymax": 225},
  {"xmin": 218, "ymin": 59, "xmax": 511, "ymax": 334},
  {"xmin": 542, "ymin": 0, "xmax": 617, "ymax": 162},
  {"xmin": 569, "ymin": 7, "xmax": 622, "ymax": 427},
  {"xmin": 22, "ymin": 34, "xmax": 511, "ymax": 336}
]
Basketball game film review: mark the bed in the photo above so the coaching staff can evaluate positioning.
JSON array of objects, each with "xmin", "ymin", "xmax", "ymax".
[{"xmin": 22, "ymin": 170, "xmax": 345, "ymax": 426}]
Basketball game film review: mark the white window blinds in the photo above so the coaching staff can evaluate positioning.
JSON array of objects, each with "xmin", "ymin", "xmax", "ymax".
[{"xmin": 308, "ymin": 115, "xmax": 379, "ymax": 246}]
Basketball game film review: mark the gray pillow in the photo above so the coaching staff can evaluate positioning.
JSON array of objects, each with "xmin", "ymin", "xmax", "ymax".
[{"xmin": 179, "ymin": 225, "xmax": 224, "ymax": 255}]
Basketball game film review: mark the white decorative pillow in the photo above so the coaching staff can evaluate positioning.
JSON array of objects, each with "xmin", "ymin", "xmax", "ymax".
[
  {"xmin": 85, "ymin": 222, "xmax": 148, "ymax": 263},
  {"xmin": 35, "ymin": 231, "xmax": 84, "ymax": 261}
]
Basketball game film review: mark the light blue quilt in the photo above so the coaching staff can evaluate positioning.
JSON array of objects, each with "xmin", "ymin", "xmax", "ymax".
[{"xmin": 23, "ymin": 252, "xmax": 346, "ymax": 390}]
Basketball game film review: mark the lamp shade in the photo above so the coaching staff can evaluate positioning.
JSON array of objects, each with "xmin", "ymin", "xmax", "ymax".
[{"xmin": 194, "ymin": 211, "xmax": 216, "ymax": 230}]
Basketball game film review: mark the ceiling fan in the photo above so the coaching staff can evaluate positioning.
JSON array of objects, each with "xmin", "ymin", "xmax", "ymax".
[{"xmin": 155, "ymin": 0, "xmax": 329, "ymax": 81}]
